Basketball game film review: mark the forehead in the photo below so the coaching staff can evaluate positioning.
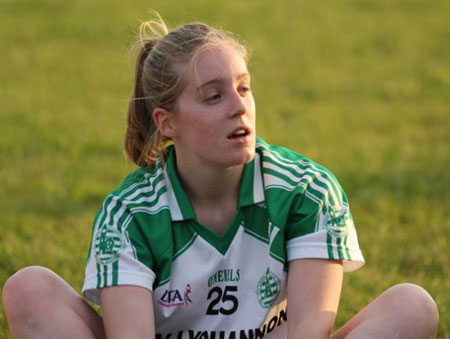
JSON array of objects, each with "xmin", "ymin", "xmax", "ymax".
[{"xmin": 176, "ymin": 43, "xmax": 249, "ymax": 89}]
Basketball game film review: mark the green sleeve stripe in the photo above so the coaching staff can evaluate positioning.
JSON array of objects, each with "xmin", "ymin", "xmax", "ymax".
[
  {"xmin": 305, "ymin": 189, "xmax": 322, "ymax": 206},
  {"xmin": 89, "ymin": 166, "xmax": 167, "ymax": 294},
  {"xmin": 120, "ymin": 214, "xmax": 133, "ymax": 232},
  {"xmin": 111, "ymin": 182, "xmax": 167, "ymax": 224},
  {"xmin": 304, "ymin": 190, "xmax": 325, "ymax": 233},
  {"xmin": 112, "ymin": 261, "xmax": 118, "ymax": 286},
  {"xmin": 93, "ymin": 169, "xmax": 165, "ymax": 231},
  {"xmin": 103, "ymin": 265, "xmax": 108, "ymax": 288},
  {"xmin": 259, "ymin": 143, "xmax": 341, "ymax": 194},
  {"xmin": 263, "ymin": 156, "xmax": 317, "ymax": 184},
  {"xmin": 94, "ymin": 195, "xmax": 114, "ymax": 233},
  {"xmin": 260, "ymin": 144, "xmax": 334, "ymax": 186},
  {"xmin": 336, "ymin": 237, "xmax": 344, "ymax": 260},
  {"xmin": 119, "ymin": 168, "xmax": 164, "ymax": 201},
  {"xmin": 96, "ymin": 263, "xmax": 101, "ymax": 289},
  {"xmin": 118, "ymin": 169, "xmax": 154, "ymax": 196},
  {"xmin": 327, "ymin": 233, "xmax": 353, "ymax": 261},
  {"xmin": 326, "ymin": 233, "xmax": 334, "ymax": 260},
  {"xmin": 124, "ymin": 227, "xmax": 138, "ymax": 260},
  {"xmin": 120, "ymin": 173, "xmax": 165, "ymax": 203},
  {"xmin": 131, "ymin": 206, "xmax": 169, "ymax": 216},
  {"xmin": 260, "ymin": 147, "xmax": 342, "ymax": 207},
  {"xmin": 263, "ymin": 162, "xmax": 341, "ymax": 211},
  {"xmin": 263, "ymin": 156, "xmax": 342, "ymax": 209},
  {"xmin": 263, "ymin": 155, "xmax": 339, "ymax": 198},
  {"xmin": 93, "ymin": 185, "xmax": 168, "ymax": 265},
  {"xmin": 127, "ymin": 187, "xmax": 169, "ymax": 211},
  {"xmin": 98, "ymin": 176, "xmax": 166, "ymax": 232},
  {"xmin": 264, "ymin": 167, "xmax": 298, "ymax": 187},
  {"xmin": 98, "ymin": 174, "xmax": 157, "ymax": 224},
  {"xmin": 344, "ymin": 235, "xmax": 351, "ymax": 260}
]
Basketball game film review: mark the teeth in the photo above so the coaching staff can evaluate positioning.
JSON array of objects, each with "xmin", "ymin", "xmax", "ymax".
[{"xmin": 233, "ymin": 129, "xmax": 246, "ymax": 136}]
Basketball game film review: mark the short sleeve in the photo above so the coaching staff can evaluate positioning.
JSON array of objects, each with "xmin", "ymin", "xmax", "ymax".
[
  {"xmin": 82, "ymin": 195, "xmax": 156, "ymax": 305},
  {"xmin": 285, "ymin": 169, "xmax": 364, "ymax": 272}
]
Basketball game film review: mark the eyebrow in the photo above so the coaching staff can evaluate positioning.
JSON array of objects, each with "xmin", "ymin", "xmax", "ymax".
[{"xmin": 196, "ymin": 73, "xmax": 251, "ymax": 92}]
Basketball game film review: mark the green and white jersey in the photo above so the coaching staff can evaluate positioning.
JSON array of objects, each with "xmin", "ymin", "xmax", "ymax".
[{"xmin": 83, "ymin": 137, "xmax": 364, "ymax": 338}]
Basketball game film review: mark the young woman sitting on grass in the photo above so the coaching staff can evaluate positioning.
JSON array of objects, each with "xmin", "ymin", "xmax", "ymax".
[{"xmin": 2, "ymin": 14, "xmax": 439, "ymax": 339}]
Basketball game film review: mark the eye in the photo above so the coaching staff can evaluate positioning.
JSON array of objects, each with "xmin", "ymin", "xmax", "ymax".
[
  {"xmin": 238, "ymin": 85, "xmax": 251, "ymax": 96},
  {"xmin": 205, "ymin": 93, "xmax": 222, "ymax": 103}
]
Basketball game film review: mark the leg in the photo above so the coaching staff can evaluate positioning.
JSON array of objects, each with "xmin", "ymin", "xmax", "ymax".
[
  {"xmin": 2, "ymin": 266, "xmax": 105, "ymax": 339},
  {"xmin": 332, "ymin": 283, "xmax": 439, "ymax": 339}
]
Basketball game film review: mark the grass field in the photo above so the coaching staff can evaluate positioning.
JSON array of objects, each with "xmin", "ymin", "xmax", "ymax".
[{"xmin": 0, "ymin": 0, "xmax": 449, "ymax": 337}]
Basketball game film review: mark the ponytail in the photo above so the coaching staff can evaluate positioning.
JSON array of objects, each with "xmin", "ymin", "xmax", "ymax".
[
  {"xmin": 124, "ymin": 38, "xmax": 161, "ymax": 166},
  {"xmin": 124, "ymin": 14, "xmax": 170, "ymax": 167}
]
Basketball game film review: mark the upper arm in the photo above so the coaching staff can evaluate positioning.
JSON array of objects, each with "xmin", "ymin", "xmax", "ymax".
[
  {"xmin": 101, "ymin": 285, "xmax": 155, "ymax": 339},
  {"xmin": 287, "ymin": 259, "xmax": 343, "ymax": 339},
  {"xmin": 83, "ymin": 195, "xmax": 157, "ymax": 305},
  {"xmin": 284, "ymin": 165, "xmax": 364, "ymax": 271},
  {"xmin": 280, "ymin": 161, "xmax": 361, "ymax": 337}
]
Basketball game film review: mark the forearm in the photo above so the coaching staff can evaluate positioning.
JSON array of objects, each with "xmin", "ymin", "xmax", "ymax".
[
  {"xmin": 288, "ymin": 312, "xmax": 336, "ymax": 339},
  {"xmin": 101, "ymin": 285, "xmax": 155, "ymax": 339},
  {"xmin": 102, "ymin": 312, "xmax": 153, "ymax": 339},
  {"xmin": 287, "ymin": 259, "xmax": 343, "ymax": 339}
]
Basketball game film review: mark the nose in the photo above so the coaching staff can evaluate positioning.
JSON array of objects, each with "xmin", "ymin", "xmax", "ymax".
[{"xmin": 228, "ymin": 90, "xmax": 248, "ymax": 118}]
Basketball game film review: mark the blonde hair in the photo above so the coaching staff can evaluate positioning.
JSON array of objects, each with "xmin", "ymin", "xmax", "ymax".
[{"xmin": 124, "ymin": 13, "xmax": 248, "ymax": 166}]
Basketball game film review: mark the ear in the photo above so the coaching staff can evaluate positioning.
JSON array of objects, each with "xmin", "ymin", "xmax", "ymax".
[{"xmin": 153, "ymin": 107, "xmax": 176, "ymax": 138}]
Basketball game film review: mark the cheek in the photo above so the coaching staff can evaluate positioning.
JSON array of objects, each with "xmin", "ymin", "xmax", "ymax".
[
  {"xmin": 244, "ymin": 96, "xmax": 256, "ymax": 121},
  {"xmin": 249, "ymin": 97, "xmax": 256, "ymax": 116},
  {"xmin": 182, "ymin": 115, "xmax": 217, "ymax": 143},
  {"xmin": 190, "ymin": 111, "xmax": 220, "ymax": 135},
  {"xmin": 201, "ymin": 121, "xmax": 223, "ymax": 145}
]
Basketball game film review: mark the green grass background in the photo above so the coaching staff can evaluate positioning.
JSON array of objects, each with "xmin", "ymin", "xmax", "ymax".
[{"xmin": 0, "ymin": 0, "xmax": 448, "ymax": 337}]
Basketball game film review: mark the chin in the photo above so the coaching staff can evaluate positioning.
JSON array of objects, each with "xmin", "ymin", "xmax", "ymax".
[
  {"xmin": 226, "ymin": 149, "xmax": 255, "ymax": 167},
  {"xmin": 243, "ymin": 150, "xmax": 255, "ymax": 164}
]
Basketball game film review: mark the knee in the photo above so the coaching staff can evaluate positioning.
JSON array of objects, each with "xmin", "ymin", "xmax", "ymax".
[
  {"xmin": 2, "ymin": 266, "xmax": 59, "ymax": 320},
  {"xmin": 385, "ymin": 283, "xmax": 439, "ymax": 336}
]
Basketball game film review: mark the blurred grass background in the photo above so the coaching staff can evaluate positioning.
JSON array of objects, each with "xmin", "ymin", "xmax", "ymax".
[{"xmin": 0, "ymin": 0, "xmax": 448, "ymax": 337}]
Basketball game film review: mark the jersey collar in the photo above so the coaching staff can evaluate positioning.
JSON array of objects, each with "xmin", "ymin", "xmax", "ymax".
[
  {"xmin": 237, "ymin": 151, "xmax": 265, "ymax": 207},
  {"xmin": 163, "ymin": 146, "xmax": 265, "ymax": 222}
]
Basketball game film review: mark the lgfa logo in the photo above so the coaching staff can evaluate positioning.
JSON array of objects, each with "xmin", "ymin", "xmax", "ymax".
[{"xmin": 158, "ymin": 284, "xmax": 193, "ymax": 307}]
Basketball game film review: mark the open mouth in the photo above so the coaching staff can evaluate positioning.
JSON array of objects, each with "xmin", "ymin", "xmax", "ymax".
[{"xmin": 227, "ymin": 127, "xmax": 250, "ymax": 139}]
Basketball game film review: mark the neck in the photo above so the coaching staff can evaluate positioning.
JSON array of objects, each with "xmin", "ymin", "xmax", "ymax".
[{"xmin": 176, "ymin": 158, "xmax": 243, "ymax": 208}]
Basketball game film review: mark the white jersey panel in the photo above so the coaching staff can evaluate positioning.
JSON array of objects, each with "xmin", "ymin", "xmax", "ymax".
[{"xmin": 153, "ymin": 225, "xmax": 286, "ymax": 334}]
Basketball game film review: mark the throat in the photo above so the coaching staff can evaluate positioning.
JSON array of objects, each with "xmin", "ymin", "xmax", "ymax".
[
  {"xmin": 195, "ymin": 202, "xmax": 237, "ymax": 237},
  {"xmin": 175, "ymin": 157, "xmax": 244, "ymax": 236}
]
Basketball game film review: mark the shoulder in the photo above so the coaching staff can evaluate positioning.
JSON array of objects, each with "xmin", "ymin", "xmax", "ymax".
[
  {"xmin": 117, "ymin": 164, "xmax": 163, "ymax": 196},
  {"xmin": 255, "ymin": 137, "xmax": 341, "ymax": 196},
  {"xmin": 98, "ymin": 162, "xmax": 170, "ymax": 220}
]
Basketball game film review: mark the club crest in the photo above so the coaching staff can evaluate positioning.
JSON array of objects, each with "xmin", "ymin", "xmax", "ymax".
[
  {"xmin": 94, "ymin": 225, "xmax": 127, "ymax": 265},
  {"xmin": 256, "ymin": 267, "xmax": 281, "ymax": 309},
  {"xmin": 324, "ymin": 205, "xmax": 351, "ymax": 237}
]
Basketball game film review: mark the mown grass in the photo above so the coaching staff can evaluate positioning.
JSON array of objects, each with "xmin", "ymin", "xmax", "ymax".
[{"xmin": 0, "ymin": 0, "xmax": 448, "ymax": 337}]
